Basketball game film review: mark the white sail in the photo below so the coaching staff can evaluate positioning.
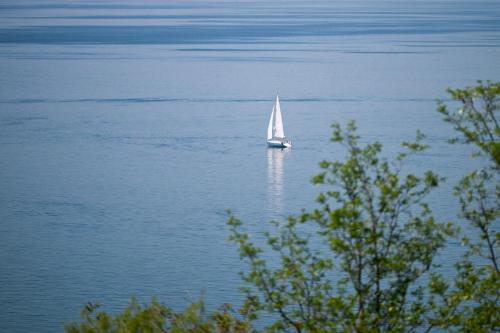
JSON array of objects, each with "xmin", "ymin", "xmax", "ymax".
[
  {"xmin": 273, "ymin": 95, "xmax": 285, "ymax": 138},
  {"xmin": 267, "ymin": 105, "xmax": 275, "ymax": 140},
  {"xmin": 266, "ymin": 93, "xmax": 292, "ymax": 148}
]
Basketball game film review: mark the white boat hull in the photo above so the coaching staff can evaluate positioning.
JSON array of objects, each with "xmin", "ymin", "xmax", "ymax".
[{"xmin": 267, "ymin": 139, "xmax": 292, "ymax": 148}]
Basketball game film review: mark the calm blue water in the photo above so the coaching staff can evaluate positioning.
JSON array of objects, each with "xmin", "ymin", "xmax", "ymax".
[{"xmin": 1, "ymin": 0, "xmax": 499, "ymax": 331}]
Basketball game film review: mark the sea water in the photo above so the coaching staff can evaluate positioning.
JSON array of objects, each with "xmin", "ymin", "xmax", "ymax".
[{"xmin": 1, "ymin": 0, "xmax": 499, "ymax": 331}]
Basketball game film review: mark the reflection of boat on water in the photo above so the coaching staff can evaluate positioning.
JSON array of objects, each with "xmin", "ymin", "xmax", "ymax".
[
  {"xmin": 267, "ymin": 95, "xmax": 292, "ymax": 148},
  {"xmin": 267, "ymin": 147, "xmax": 289, "ymax": 215}
]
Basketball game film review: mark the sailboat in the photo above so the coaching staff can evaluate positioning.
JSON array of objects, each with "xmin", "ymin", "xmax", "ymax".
[{"xmin": 267, "ymin": 95, "xmax": 292, "ymax": 148}]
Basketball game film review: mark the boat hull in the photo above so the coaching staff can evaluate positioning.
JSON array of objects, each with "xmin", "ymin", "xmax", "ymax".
[{"xmin": 267, "ymin": 139, "xmax": 292, "ymax": 148}]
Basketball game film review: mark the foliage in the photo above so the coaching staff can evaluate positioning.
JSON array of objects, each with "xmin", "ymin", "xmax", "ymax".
[
  {"xmin": 434, "ymin": 81, "xmax": 500, "ymax": 332},
  {"xmin": 438, "ymin": 81, "xmax": 500, "ymax": 165},
  {"xmin": 228, "ymin": 121, "xmax": 457, "ymax": 333},
  {"xmin": 65, "ymin": 298, "xmax": 254, "ymax": 333}
]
